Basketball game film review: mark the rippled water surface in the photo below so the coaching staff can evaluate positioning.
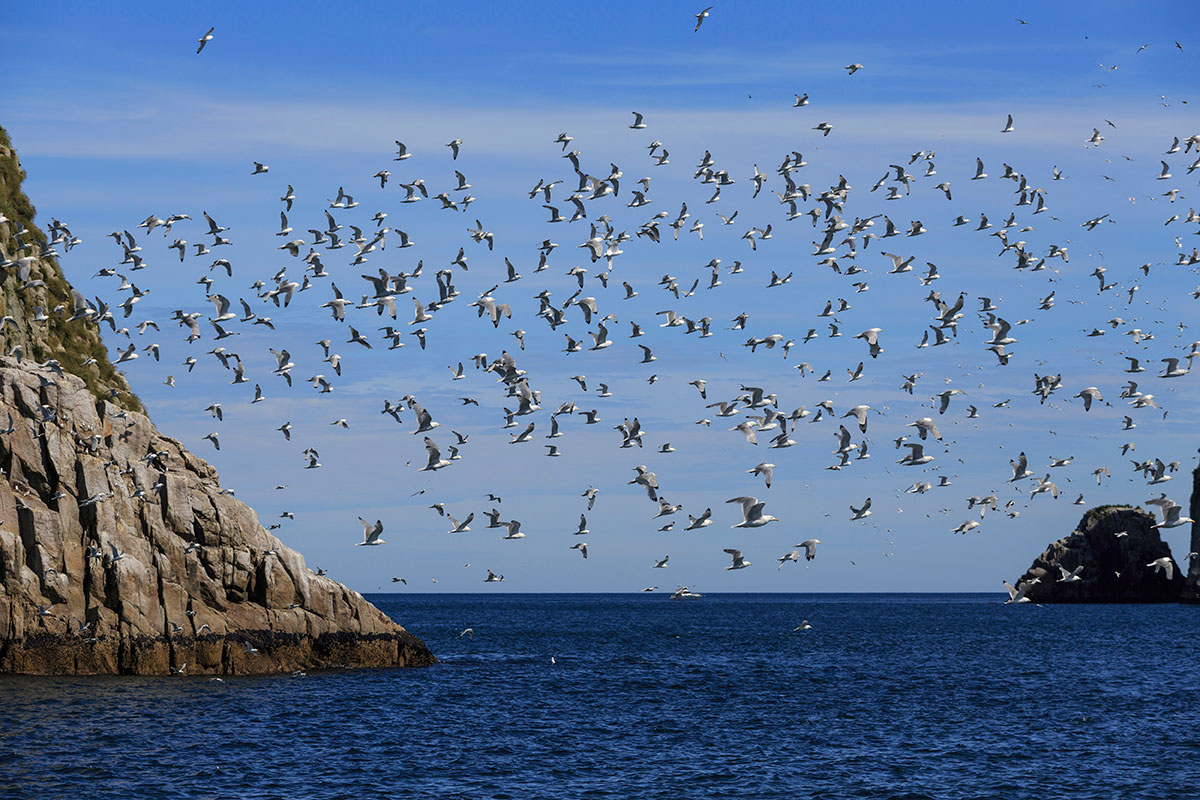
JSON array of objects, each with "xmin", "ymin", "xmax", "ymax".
[{"xmin": 3, "ymin": 593, "xmax": 1199, "ymax": 799}]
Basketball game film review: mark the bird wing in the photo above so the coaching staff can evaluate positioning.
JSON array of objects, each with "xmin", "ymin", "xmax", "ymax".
[{"xmin": 726, "ymin": 496, "xmax": 759, "ymax": 520}]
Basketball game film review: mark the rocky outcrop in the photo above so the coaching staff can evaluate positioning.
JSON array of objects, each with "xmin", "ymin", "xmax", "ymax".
[
  {"xmin": 1017, "ymin": 506, "xmax": 1183, "ymax": 603},
  {"xmin": 0, "ymin": 358, "xmax": 433, "ymax": 674},
  {"xmin": 0, "ymin": 126, "xmax": 431, "ymax": 674},
  {"xmin": 0, "ymin": 125, "xmax": 140, "ymax": 413},
  {"xmin": 1190, "ymin": 466, "xmax": 1200, "ymax": 588}
]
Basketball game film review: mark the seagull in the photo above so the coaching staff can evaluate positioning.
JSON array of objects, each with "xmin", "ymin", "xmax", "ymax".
[
  {"xmin": 726, "ymin": 496, "xmax": 779, "ymax": 528},
  {"xmin": 196, "ymin": 26, "xmax": 214, "ymax": 54},
  {"xmin": 1057, "ymin": 565, "xmax": 1083, "ymax": 583},
  {"xmin": 1002, "ymin": 580, "xmax": 1032, "ymax": 604},
  {"xmin": 747, "ymin": 462, "xmax": 775, "ymax": 488},
  {"xmin": 685, "ymin": 508, "xmax": 714, "ymax": 530},
  {"xmin": 356, "ymin": 517, "xmax": 386, "ymax": 546},
  {"xmin": 778, "ymin": 549, "xmax": 801, "ymax": 568},
  {"xmin": 694, "ymin": 6, "xmax": 712, "ymax": 31},
  {"xmin": 1146, "ymin": 557, "xmax": 1175, "ymax": 580},
  {"xmin": 797, "ymin": 539, "xmax": 820, "ymax": 561},
  {"xmin": 1146, "ymin": 499, "xmax": 1194, "ymax": 529},
  {"xmin": 849, "ymin": 498, "xmax": 872, "ymax": 520},
  {"xmin": 723, "ymin": 548, "xmax": 751, "ymax": 570}
]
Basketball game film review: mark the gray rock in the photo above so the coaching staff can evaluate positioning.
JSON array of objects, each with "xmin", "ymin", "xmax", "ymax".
[{"xmin": 0, "ymin": 359, "xmax": 432, "ymax": 674}]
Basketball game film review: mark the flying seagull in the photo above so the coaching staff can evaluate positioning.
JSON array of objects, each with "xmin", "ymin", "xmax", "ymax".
[{"xmin": 196, "ymin": 27, "xmax": 214, "ymax": 54}]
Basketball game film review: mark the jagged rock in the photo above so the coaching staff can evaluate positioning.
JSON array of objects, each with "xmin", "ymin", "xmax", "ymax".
[
  {"xmin": 0, "ymin": 358, "xmax": 433, "ymax": 674},
  {"xmin": 1017, "ymin": 506, "xmax": 1183, "ymax": 603}
]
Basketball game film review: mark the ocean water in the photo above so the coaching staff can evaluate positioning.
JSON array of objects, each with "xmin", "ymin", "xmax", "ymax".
[{"xmin": 2, "ymin": 593, "xmax": 1199, "ymax": 799}]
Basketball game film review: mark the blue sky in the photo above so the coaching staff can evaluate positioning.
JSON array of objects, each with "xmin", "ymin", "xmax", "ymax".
[{"xmin": 3, "ymin": 1, "xmax": 1199, "ymax": 593}]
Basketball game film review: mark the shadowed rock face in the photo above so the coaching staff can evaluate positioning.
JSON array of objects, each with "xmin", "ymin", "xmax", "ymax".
[
  {"xmin": 1018, "ymin": 506, "xmax": 1183, "ymax": 603},
  {"xmin": 0, "ymin": 359, "xmax": 433, "ymax": 674},
  {"xmin": 1190, "ymin": 467, "xmax": 1200, "ymax": 589}
]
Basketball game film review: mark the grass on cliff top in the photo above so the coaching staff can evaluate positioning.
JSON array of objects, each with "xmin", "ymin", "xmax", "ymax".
[
  {"xmin": 1082, "ymin": 504, "xmax": 1153, "ymax": 525},
  {"xmin": 0, "ymin": 125, "xmax": 142, "ymax": 413}
]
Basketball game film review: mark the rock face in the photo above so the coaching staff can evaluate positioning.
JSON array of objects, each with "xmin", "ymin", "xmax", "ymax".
[
  {"xmin": 1190, "ymin": 466, "xmax": 1200, "ymax": 588},
  {"xmin": 1017, "ymin": 506, "xmax": 1183, "ymax": 603},
  {"xmin": 0, "ymin": 126, "xmax": 141, "ymax": 414},
  {"xmin": 0, "ymin": 127, "xmax": 431, "ymax": 674},
  {"xmin": 0, "ymin": 359, "xmax": 433, "ymax": 674}
]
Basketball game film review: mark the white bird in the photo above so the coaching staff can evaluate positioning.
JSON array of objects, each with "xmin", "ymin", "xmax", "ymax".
[
  {"xmin": 897, "ymin": 442, "xmax": 934, "ymax": 466},
  {"xmin": 1146, "ymin": 499, "xmax": 1194, "ymax": 529},
  {"xmin": 1057, "ymin": 565, "xmax": 1083, "ymax": 583},
  {"xmin": 726, "ymin": 496, "xmax": 779, "ymax": 528},
  {"xmin": 1002, "ymin": 580, "xmax": 1032, "ymax": 604},
  {"xmin": 747, "ymin": 462, "xmax": 775, "ymax": 488},
  {"xmin": 723, "ymin": 548, "xmax": 751, "ymax": 570},
  {"xmin": 797, "ymin": 539, "xmax": 820, "ymax": 561},
  {"xmin": 850, "ymin": 498, "xmax": 872, "ymax": 520},
  {"xmin": 196, "ymin": 26, "xmax": 214, "ymax": 54},
  {"xmin": 1147, "ymin": 557, "xmax": 1175, "ymax": 580},
  {"xmin": 357, "ymin": 517, "xmax": 386, "ymax": 546}
]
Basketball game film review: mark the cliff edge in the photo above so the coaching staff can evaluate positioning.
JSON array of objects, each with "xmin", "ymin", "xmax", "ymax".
[{"xmin": 0, "ymin": 128, "xmax": 432, "ymax": 674}]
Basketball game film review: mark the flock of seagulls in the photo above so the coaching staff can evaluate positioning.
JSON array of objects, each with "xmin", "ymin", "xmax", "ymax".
[{"xmin": 5, "ymin": 16, "xmax": 1198, "ymax": 601}]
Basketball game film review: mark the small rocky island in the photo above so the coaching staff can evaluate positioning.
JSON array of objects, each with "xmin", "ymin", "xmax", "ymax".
[
  {"xmin": 1015, "ymin": 505, "xmax": 1187, "ymax": 603},
  {"xmin": 0, "ymin": 127, "xmax": 432, "ymax": 674}
]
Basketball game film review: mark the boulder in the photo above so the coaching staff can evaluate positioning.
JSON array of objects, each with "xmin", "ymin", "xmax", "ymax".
[{"xmin": 1017, "ymin": 506, "xmax": 1184, "ymax": 603}]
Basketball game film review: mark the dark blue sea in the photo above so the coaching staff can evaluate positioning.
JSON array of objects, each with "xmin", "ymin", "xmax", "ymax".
[{"xmin": 3, "ymin": 593, "xmax": 1199, "ymax": 799}]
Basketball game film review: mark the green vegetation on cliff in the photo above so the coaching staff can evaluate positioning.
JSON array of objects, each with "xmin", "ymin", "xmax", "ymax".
[{"xmin": 0, "ymin": 126, "xmax": 141, "ymax": 412}]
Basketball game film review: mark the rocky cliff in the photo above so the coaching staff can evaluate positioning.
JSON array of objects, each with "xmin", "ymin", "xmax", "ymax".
[
  {"xmin": 0, "ymin": 127, "xmax": 432, "ymax": 674},
  {"xmin": 1190, "ymin": 466, "xmax": 1199, "ymax": 589},
  {"xmin": 1016, "ymin": 506, "xmax": 1184, "ymax": 603},
  {"xmin": 0, "ymin": 358, "xmax": 433, "ymax": 673},
  {"xmin": 0, "ymin": 127, "xmax": 140, "ymax": 413}
]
